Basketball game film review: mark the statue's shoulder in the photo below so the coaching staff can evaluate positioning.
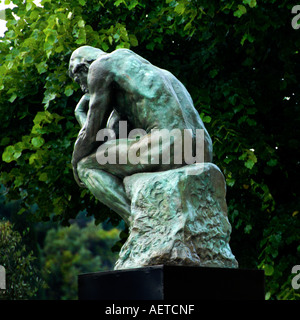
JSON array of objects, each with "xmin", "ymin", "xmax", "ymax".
[
  {"xmin": 90, "ymin": 49, "xmax": 137, "ymax": 73},
  {"xmin": 110, "ymin": 48, "xmax": 137, "ymax": 58},
  {"xmin": 99, "ymin": 49, "xmax": 136, "ymax": 63}
]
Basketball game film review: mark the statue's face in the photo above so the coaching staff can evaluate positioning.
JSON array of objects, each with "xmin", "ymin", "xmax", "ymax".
[{"xmin": 69, "ymin": 55, "xmax": 89, "ymax": 93}]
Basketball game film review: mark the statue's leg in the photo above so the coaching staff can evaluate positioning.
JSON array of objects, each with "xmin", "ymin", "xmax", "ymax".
[
  {"xmin": 76, "ymin": 133, "xmax": 186, "ymax": 225},
  {"xmin": 77, "ymin": 152, "xmax": 132, "ymax": 225}
]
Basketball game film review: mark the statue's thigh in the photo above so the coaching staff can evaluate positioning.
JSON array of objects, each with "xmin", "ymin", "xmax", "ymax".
[
  {"xmin": 85, "ymin": 138, "xmax": 144, "ymax": 177},
  {"xmin": 81, "ymin": 132, "xmax": 183, "ymax": 179}
]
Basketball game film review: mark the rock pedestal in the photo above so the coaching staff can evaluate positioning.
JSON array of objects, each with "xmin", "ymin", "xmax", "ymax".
[{"xmin": 115, "ymin": 163, "xmax": 238, "ymax": 270}]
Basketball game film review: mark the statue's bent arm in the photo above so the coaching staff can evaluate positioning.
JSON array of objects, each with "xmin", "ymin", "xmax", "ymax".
[
  {"xmin": 71, "ymin": 62, "xmax": 113, "ymax": 184},
  {"xmin": 75, "ymin": 94, "xmax": 90, "ymax": 128}
]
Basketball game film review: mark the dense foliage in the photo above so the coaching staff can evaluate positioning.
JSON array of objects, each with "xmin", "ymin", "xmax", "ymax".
[
  {"xmin": 40, "ymin": 220, "xmax": 119, "ymax": 300},
  {"xmin": 0, "ymin": 197, "xmax": 120, "ymax": 300},
  {"xmin": 0, "ymin": 0, "xmax": 299, "ymax": 299},
  {"xmin": 0, "ymin": 220, "xmax": 44, "ymax": 299}
]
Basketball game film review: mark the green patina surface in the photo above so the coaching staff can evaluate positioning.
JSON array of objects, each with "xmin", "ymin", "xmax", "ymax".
[{"xmin": 69, "ymin": 46, "xmax": 237, "ymax": 269}]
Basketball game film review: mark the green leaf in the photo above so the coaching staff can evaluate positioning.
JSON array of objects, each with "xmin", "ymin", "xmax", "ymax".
[
  {"xmin": 200, "ymin": 113, "xmax": 212, "ymax": 123},
  {"xmin": 2, "ymin": 146, "xmax": 15, "ymax": 163},
  {"xmin": 246, "ymin": 118, "xmax": 256, "ymax": 126},
  {"xmin": 33, "ymin": 111, "xmax": 53, "ymax": 125},
  {"xmin": 267, "ymin": 159, "xmax": 277, "ymax": 167},
  {"xmin": 24, "ymin": 55, "xmax": 34, "ymax": 64},
  {"xmin": 14, "ymin": 141, "xmax": 25, "ymax": 152},
  {"xmin": 17, "ymin": 208, "xmax": 26, "ymax": 215},
  {"xmin": 202, "ymin": 115, "xmax": 212, "ymax": 123},
  {"xmin": 26, "ymin": 2, "xmax": 33, "ymax": 11},
  {"xmin": 29, "ymin": 153, "xmax": 39, "ymax": 165},
  {"xmin": 243, "ymin": 0, "xmax": 257, "ymax": 8},
  {"xmin": 209, "ymin": 69, "xmax": 218, "ymax": 78},
  {"xmin": 5, "ymin": 30, "xmax": 15, "ymax": 39},
  {"xmin": 75, "ymin": 29, "xmax": 86, "ymax": 44},
  {"xmin": 64, "ymin": 87, "xmax": 74, "ymax": 97},
  {"xmin": 31, "ymin": 136, "xmax": 45, "ymax": 148},
  {"xmin": 233, "ymin": 104, "xmax": 244, "ymax": 113},
  {"xmin": 233, "ymin": 5, "xmax": 247, "ymax": 18},
  {"xmin": 175, "ymin": 3, "xmax": 185, "ymax": 15},
  {"xmin": 78, "ymin": 19, "xmax": 85, "ymax": 28},
  {"xmin": 30, "ymin": 9, "xmax": 39, "ymax": 20},
  {"xmin": 31, "ymin": 124, "xmax": 47, "ymax": 135},
  {"xmin": 226, "ymin": 178, "xmax": 236, "ymax": 187},
  {"xmin": 52, "ymin": 112, "xmax": 64, "ymax": 123},
  {"xmin": 245, "ymin": 158, "xmax": 255, "ymax": 169},
  {"xmin": 36, "ymin": 62, "xmax": 48, "ymax": 74},
  {"xmin": 129, "ymin": 34, "xmax": 138, "ymax": 47},
  {"xmin": 128, "ymin": 0, "xmax": 138, "ymax": 10},
  {"xmin": 13, "ymin": 151, "xmax": 22, "ymax": 160},
  {"xmin": 39, "ymin": 172, "xmax": 48, "ymax": 182},
  {"xmin": 229, "ymin": 94, "xmax": 238, "ymax": 105},
  {"xmin": 101, "ymin": 42, "xmax": 109, "ymax": 51},
  {"xmin": 9, "ymin": 93, "xmax": 17, "ymax": 103},
  {"xmin": 244, "ymin": 224, "xmax": 252, "ymax": 234},
  {"xmin": 0, "ymin": 137, "xmax": 10, "ymax": 146},
  {"xmin": 184, "ymin": 22, "xmax": 192, "ymax": 32},
  {"xmin": 114, "ymin": 0, "xmax": 124, "ymax": 7},
  {"xmin": 241, "ymin": 33, "xmax": 254, "ymax": 45},
  {"xmin": 264, "ymin": 264, "xmax": 274, "ymax": 276},
  {"xmin": 78, "ymin": 0, "xmax": 86, "ymax": 5},
  {"xmin": 241, "ymin": 150, "xmax": 257, "ymax": 169},
  {"xmin": 42, "ymin": 92, "xmax": 56, "ymax": 108},
  {"xmin": 47, "ymin": 33, "xmax": 56, "ymax": 45}
]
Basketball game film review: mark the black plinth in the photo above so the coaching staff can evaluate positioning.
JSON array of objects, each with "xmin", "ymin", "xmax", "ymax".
[{"xmin": 78, "ymin": 265, "xmax": 264, "ymax": 300}]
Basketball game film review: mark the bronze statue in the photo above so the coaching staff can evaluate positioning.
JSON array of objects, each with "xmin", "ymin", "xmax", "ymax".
[{"xmin": 69, "ymin": 46, "xmax": 238, "ymax": 269}]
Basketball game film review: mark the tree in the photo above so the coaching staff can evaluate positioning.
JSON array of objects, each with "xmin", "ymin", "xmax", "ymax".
[
  {"xmin": 40, "ymin": 220, "xmax": 119, "ymax": 300},
  {"xmin": 0, "ymin": 0, "xmax": 299, "ymax": 299},
  {"xmin": 0, "ymin": 220, "xmax": 44, "ymax": 299}
]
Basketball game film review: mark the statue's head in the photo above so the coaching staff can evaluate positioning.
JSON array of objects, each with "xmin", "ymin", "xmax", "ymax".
[{"xmin": 69, "ymin": 46, "xmax": 105, "ymax": 93}]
